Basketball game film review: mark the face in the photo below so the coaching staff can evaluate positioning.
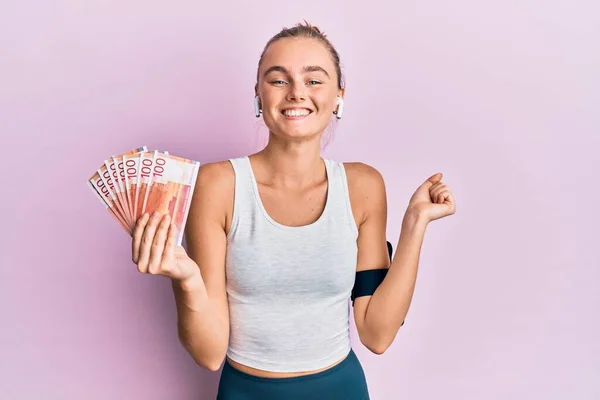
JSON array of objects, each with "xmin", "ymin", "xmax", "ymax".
[{"xmin": 256, "ymin": 37, "xmax": 344, "ymax": 141}]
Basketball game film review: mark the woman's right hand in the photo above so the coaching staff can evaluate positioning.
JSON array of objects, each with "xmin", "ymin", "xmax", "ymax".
[{"xmin": 132, "ymin": 211, "xmax": 202, "ymax": 286}]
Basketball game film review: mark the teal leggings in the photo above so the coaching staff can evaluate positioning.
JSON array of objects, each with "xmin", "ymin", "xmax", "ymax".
[{"xmin": 216, "ymin": 349, "xmax": 370, "ymax": 400}]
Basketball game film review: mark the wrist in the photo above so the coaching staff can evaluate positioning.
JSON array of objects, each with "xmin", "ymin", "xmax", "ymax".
[
  {"xmin": 403, "ymin": 207, "xmax": 429, "ymax": 229},
  {"xmin": 173, "ymin": 271, "xmax": 204, "ymax": 293},
  {"xmin": 171, "ymin": 272, "xmax": 208, "ymax": 313}
]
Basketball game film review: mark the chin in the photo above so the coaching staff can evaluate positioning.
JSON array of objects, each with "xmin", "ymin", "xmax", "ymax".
[
  {"xmin": 274, "ymin": 120, "xmax": 329, "ymax": 141},
  {"xmin": 264, "ymin": 110, "xmax": 328, "ymax": 140},
  {"xmin": 274, "ymin": 126, "xmax": 324, "ymax": 141}
]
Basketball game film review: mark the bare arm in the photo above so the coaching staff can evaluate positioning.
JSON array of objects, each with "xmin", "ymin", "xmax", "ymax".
[
  {"xmin": 173, "ymin": 161, "xmax": 233, "ymax": 371},
  {"xmin": 347, "ymin": 163, "xmax": 427, "ymax": 355}
]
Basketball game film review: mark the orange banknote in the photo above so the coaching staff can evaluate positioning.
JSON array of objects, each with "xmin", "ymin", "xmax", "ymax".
[
  {"xmin": 89, "ymin": 147, "xmax": 199, "ymax": 244},
  {"xmin": 88, "ymin": 146, "xmax": 147, "ymax": 233},
  {"xmin": 87, "ymin": 179, "xmax": 129, "ymax": 232},
  {"xmin": 139, "ymin": 151, "xmax": 200, "ymax": 246},
  {"xmin": 132, "ymin": 150, "xmax": 170, "ymax": 222}
]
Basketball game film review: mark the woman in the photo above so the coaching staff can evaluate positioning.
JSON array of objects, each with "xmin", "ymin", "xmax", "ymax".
[{"xmin": 131, "ymin": 22, "xmax": 456, "ymax": 400}]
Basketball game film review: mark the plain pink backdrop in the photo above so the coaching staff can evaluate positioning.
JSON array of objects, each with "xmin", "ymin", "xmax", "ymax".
[{"xmin": 1, "ymin": 1, "xmax": 598, "ymax": 399}]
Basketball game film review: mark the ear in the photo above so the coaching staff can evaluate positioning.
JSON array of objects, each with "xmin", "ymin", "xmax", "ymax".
[
  {"xmin": 254, "ymin": 95, "xmax": 262, "ymax": 118},
  {"xmin": 335, "ymin": 87, "xmax": 345, "ymax": 111},
  {"xmin": 334, "ymin": 95, "xmax": 345, "ymax": 119}
]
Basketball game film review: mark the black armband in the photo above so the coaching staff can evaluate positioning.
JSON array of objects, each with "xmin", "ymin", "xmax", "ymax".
[
  {"xmin": 351, "ymin": 241, "xmax": 405, "ymax": 326},
  {"xmin": 351, "ymin": 268, "xmax": 388, "ymax": 302},
  {"xmin": 350, "ymin": 241, "xmax": 393, "ymax": 303}
]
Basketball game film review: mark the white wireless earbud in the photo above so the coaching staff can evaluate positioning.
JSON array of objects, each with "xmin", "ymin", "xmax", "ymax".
[
  {"xmin": 254, "ymin": 95, "xmax": 262, "ymax": 118},
  {"xmin": 334, "ymin": 96, "xmax": 344, "ymax": 119}
]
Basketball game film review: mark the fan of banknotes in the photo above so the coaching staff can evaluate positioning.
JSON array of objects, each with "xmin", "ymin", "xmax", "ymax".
[{"xmin": 87, "ymin": 146, "xmax": 200, "ymax": 246}]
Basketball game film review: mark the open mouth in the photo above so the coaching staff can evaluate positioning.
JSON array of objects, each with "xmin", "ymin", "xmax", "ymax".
[{"xmin": 281, "ymin": 108, "xmax": 312, "ymax": 118}]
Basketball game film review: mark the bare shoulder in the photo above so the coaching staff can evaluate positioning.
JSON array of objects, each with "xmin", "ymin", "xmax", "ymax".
[
  {"xmin": 189, "ymin": 160, "xmax": 235, "ymax": 229},
  {"xmin": 195, "ymin": 160, "xmax": 234, "ymax": 187},
  {"xmin": 342, "ymin": 162, "xmax": 387, "ymax": 226},
  {"xmin": 343, "ymin": 162, "xmax": 385, "ymax": 188}
]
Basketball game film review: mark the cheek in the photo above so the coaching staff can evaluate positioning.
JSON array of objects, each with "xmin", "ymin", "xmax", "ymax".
[
  {"xmin": 261, "ymin": 90, "xmax": 283, "ymax": 108},
  {"xmin": 314, "ymin": 92, "xmax": 337, "ymax": 112}
]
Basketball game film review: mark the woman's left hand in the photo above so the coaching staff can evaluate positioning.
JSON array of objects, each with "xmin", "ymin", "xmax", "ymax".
[{"xmin": 406, "ymin": 173, "xmax": 456, "ymax": 223}]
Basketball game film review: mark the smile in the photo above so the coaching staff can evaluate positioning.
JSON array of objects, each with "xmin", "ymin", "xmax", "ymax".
[{"xmin": 281, "ymin": 108, "xmax": 312, "ymax": 118}]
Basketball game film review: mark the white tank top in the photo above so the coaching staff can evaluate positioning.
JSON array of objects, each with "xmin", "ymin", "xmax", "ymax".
[{"xmin": 224, "ymin": 156, "xmax": 359, "ymax": 372}]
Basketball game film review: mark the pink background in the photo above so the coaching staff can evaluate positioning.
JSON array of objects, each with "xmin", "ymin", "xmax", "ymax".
[{"xmin": 2, "ymin": 1, "xmax": 599, "ymax": 399}]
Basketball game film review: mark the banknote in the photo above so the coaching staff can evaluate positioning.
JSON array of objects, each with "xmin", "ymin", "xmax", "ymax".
[
  {"xmin": 88, "ymin": 146, "xmax": 147, "ymax": 232},
  {"xmin": 104, "ymin": 159, "xmax": 132, "ymax": 227},
  {"xmin": 123, "ymin": 152, "xmax": 144, "ymax": 224},
  {"xmin": 87, "ymin": 180, "xmax": 130, "ymax": 232},
  {"xmin": 140, "ymin": 152, "xmax": 200, "ymax": 246},
  {"xmin": 107, "ymin": 146, "xmax": 148, "ymax": 226},
  {"xmin": 135, "ymin": 151, "xmax": 157, "ymax": 223},
  {"xmin": 89, "ymin": 147, "xmax": 198, "ymax": 244},
  {"xmin": 133, "ymin": 150, "xmax": 170, "ymax": 222}
]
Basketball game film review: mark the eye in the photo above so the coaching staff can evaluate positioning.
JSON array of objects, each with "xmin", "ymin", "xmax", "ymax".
[
  {"xmin": 307, "ymin": 80, "xmax": 321, "ymax": 85},
  {"xmin": 271, "ymin": 80, "xmax": 287, "ymax": 85}
]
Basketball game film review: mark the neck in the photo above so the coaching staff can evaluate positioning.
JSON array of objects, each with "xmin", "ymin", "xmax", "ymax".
[{"xmin": 254, "ymin": 132, "xmax": 325, "ymax": 188}]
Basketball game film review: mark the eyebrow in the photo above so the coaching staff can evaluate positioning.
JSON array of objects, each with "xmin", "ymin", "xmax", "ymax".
[{"xmin": 263, "ymin": 65, "xmax": 330, "ymax": 78}]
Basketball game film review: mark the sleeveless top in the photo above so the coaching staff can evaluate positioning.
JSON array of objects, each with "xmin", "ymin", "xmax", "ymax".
[{"xmin": 224, "ymin": 156, "xmax": 359, "ymax": 372}]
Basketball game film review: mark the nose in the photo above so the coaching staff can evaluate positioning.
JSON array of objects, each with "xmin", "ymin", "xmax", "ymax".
[{"xmin": 286, "ymin": 79, "xmax": 306, "ymax": 102}]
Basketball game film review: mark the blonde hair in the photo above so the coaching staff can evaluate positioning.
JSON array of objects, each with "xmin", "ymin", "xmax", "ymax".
[{"xmin": 254, "ymin": 21, "xmax": 344, "ymax": 93}]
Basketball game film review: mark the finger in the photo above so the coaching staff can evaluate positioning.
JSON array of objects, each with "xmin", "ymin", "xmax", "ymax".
[
  {"xmin": 137, "ymin": 211, "xmax": 161, "ymax": 273},
  {"xmin": 132, "ymin": 213, "xmax": 150, "ymax": 264},
  {"xmin": 419, "ymin": 173, "xmax": 442, "ymax": 191},
  {"xmin": 148, "ymin": 214, "xmax": 171, "ymax": 274},
  {"xmin": 430, "ymin": 183, "xmax": 447, "ymax": 199},
  {"xmin": 445, "ymin": 192, "xmax": 456, "ymax": 213},
  {"xmin": 438, "ymin": 192, "xmax": 456, "ymax": 214},
  {"xmin": 426, "ymin": 172, "xmax": 443, "ymax": 185},
  {"xmin": 429, "ymin": 182, "xmax": 445, "ymax": 194},
  {"xmin": 165, "ymin": 221, "xmax": 178, "ymax": 256},
  {"xmin": 161, "ymin": 222, "xmax": 179, "ymax": 275},
  {"xmin": 436, "ymin": 190, "xmax": 451, "ymax": 204}
]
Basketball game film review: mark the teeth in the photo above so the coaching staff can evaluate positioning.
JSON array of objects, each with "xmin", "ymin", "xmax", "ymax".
[{"xmin": 283, "ymin": 109, "xmax": 309, "ymax": 117}]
